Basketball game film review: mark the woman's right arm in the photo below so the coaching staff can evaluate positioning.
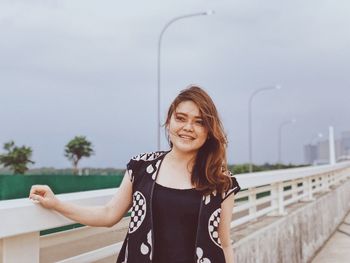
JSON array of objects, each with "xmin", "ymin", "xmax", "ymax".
[{"xmin": 29, "ymin": 171, "xmax": 133, "ymax": 228}]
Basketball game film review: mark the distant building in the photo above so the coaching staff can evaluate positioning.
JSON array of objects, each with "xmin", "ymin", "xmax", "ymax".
[
  {"xmin": 318, "ymin": 140, "xmax": 330, "ymax": 163},
  {"xmin": 303, "ymin": 130, "xmax": 350, "ymax": 164},
  {"xmin": 339, "ymin": 131, "xmax": 350, "ymax": 161},
  {"xmin": 304, "ymin": 144, "xmax": 318, "ymax": 164}
]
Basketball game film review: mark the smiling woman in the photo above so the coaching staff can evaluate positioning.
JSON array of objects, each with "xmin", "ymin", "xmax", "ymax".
[
  {"xmin": 164, "ymin": 86, "xmax": 233, "ymax": 195},
  {"xmin": 167, "ymin": 100, "xmax": 208, "ymax": 156},
  {"xmin": 29, "ymin": 85, "xmax": 241, "ymax": 263}
]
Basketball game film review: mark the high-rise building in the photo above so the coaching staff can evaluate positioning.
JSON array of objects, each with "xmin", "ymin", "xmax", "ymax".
[
  {"xmin": 318, "ymin": 140, "xmax": 329, "ymax": 163},
  {"xmin": 339, "ymin": 131, "xmax": 350, "ymax": 160},
  {"xmin": 304, "ymin": 144, "xmax": 318, "ymax": 164},
  {"xmin": 303, "ymin": 130, "xmax": 349, "ymax": 164}
]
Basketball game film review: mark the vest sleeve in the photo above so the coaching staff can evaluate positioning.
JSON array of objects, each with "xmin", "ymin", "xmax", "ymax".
[
  {"xmin": 126, "ymin": 154, "xmax": 144, "ymax": 183},
  {"xmin": 221, "ymin": 171, "xmax": 241, "ymax": 202},
  {"xmin": 125, "ymin": 151, "xmax": 164, "ymax": 185}
]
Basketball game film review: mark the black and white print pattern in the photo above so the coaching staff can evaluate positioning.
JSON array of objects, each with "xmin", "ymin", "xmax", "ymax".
[
  {"xmin": 203, "ymin": 190, "xmax": 217, "ymax": 205},
  {"xmin": 208, "ymin": 208, "xmax": 222, "ymax": 247},
  {"xmin": 221, "ymin": 185, "xmax": 239, "ymax": 200},
  {"xmin": 140, "ymin": 230, "xmax": 152, "ymax": 260},
  {"xmin": 196, "ymin": 247, "xmax": 211, "ymax": 263},
  {"xmin": 132, "ymin": 152, "xmax": 163, "ymax": 161},
  {"xmin": 127, "ymin": 168, "xmax": 134, "ymax": 182},
  {"xmin": 121, "ymin": 238, "xmax": 129, "ymax": 263},
  {"xmin": 221, "ymin": 172, "xmax": 240, "ymax": 201},
  {"xmin": 146, "ymin": 159, "xmax": 162, "ymax": 180},
  {"xmin": 128, "ymin": 191, "xmax": 147, "ymax": 234}
]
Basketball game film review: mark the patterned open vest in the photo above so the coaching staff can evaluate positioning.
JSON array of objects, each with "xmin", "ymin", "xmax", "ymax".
[{"xmin": 116, "ymin": 151, "xmax": 241, "ymax": 263}]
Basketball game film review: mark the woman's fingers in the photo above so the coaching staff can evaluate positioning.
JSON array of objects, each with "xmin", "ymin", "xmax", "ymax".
[
  {"xmin": 30, "ymin": 185, "xmax": 43, "ymax": 196},
  {"xmin": 30, "ymin": 185, "xmax": 50, "ymax": 197},
  {"xmin": 29, "ymin": 185, "xmax": 56, "ymax": 208},
  {"xmin": 30, "ymin": 194, "xmax": 44, "ymax": 203}
]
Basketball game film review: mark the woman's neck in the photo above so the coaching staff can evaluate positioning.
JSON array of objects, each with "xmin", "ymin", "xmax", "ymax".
[{"xmin": 166, "ymin": 148, "xmax": 197, "ymax": 171}]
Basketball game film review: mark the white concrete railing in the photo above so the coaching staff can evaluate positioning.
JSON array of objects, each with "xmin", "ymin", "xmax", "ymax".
[{"xmin": 1, "ymin": 161, "xmax": 350, "ymax": 263}]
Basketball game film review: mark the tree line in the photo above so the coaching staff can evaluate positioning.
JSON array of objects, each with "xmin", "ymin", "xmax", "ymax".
[
  {"xmin": 0, "ymin": 136, "xmax": 93, "ymax": 175},
  {"xmin": 0, "ymin": 136, "xmax": 306, "ymax": 175}
]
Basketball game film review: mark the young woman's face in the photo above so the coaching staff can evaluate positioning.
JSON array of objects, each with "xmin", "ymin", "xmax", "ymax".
[{"xmin": 167, "ymin": 100, "xmax": 209, "ymax": 154}]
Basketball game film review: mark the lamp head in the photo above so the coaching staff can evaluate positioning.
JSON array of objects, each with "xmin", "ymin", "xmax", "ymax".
[
  {"xmin": 275, "ymin": 84, "xmax": 282, "ymax": 90},
  {"xmin": 205, "ymin": 10, "xmax": 215, "ymax": 15}
]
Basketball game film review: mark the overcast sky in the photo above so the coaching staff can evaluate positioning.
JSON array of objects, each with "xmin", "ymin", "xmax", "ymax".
[{"xmin": 1, "ymin": 0, "xmax": 349, "ymax": 168}]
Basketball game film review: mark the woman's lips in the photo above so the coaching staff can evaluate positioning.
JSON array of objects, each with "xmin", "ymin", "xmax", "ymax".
[{"xmin": 178, "ymin": 134, "xmax": 195, "ymax": 140}]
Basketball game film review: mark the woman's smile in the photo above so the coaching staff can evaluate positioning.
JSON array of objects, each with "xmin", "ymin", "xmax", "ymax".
[{"xmin": 178, "ymin": 134, "xmax": 196, "ymax": 140}]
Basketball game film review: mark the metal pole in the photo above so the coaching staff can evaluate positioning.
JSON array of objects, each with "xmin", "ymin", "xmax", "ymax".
[
  {"xmin": 329, "ymin": 126, "xmax": 336, "ymax": 165},
  {"xmin": 157, "ymin": 11, "xmax": 214, "ymax": 150},
  {"xmin": 248, "ymin": 85, "xmax": 280, "ymax": 172}
]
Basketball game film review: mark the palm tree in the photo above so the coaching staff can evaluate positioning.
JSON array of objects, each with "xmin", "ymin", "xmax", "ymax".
[
  {"xmin": 64, "ymin": 136, "xmax": 94, "ymax": 175},
  {"xmin": 0, "ymin": 141, "xmax": 35, "ymax": 174}
]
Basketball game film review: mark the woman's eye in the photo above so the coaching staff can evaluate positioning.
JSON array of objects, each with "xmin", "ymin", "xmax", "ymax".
[
  {"xmin": 196, "ymin": 120, "xmax": 204, "ymax": 125},
  {"xmin": 175, "ymin": 116, "xmax": 185, "ymax": 121}
]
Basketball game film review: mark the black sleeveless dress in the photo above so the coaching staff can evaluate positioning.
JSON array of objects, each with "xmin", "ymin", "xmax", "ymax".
[{"xmin": 152, "ymin": 182, "xmax": 202, "ymax": 263}]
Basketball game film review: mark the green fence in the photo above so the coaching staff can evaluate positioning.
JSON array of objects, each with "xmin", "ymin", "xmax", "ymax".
[{"xmin": 0, "ymin": 174, "xmax": 124, "ymax": 201}]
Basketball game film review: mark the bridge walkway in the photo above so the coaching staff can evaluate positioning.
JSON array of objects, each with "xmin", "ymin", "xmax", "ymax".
[{"xmin": 311, "ymin": 211, "xmax": 350, "ymax": 263}]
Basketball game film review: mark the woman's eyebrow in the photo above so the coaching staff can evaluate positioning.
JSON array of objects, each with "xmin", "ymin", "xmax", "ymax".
[{"xmin": 175, "ymin": 112, "xmax": 203, "ymax": 119}]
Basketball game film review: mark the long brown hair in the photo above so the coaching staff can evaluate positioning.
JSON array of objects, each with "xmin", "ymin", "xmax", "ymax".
[{"xmin": 164, "ymin": 85, "xmax": 232, "ymax": 195}]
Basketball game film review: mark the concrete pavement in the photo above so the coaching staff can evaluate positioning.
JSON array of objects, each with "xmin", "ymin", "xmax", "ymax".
[{"xmin": 311, "ymin": 211, "xmax": 350, "ymax": 263}]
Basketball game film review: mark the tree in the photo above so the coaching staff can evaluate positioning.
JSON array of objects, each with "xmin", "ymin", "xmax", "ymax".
[
  {"xmin": 64, "ymin": 136, "xmax": 94, "ymax": 175},
  {"xmin": 0, "ymin": 141, "xmax": 35, "ymax": 174}
]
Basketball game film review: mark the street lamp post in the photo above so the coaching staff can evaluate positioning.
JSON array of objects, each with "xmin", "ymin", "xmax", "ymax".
[
  {"xmin": 157, "ymin": 11, "xmax": 214, "ymax": 150},
  {"xmin": 278, "ymin": 118, "xmax": 296, "ymax": 165},
  {"xmin": 248, "ymin": 85, "xmax": 280, "ymax": 173}
]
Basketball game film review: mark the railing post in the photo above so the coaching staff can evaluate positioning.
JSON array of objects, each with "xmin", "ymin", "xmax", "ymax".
[
  {"xmin": 330, "ymin": 172, "xmax": 336, "ymax": 185},
  {"xmin": 248, "ymin": 187, "xmax": 258, "ymax": 221},
  {"xmin": 268, "ymin": 183, "xmax": 277, "ymax": 214},
  {"xmin": 345, "ymin": 168, "xmax": 350, "ymax": 180},
  {"xmin": 300, "ymin": 176, "xmax": 315, "ymax": 202},
  {"xmin": 344, "ymin": 168, "xmax": 350, "ymax": 181},
  {"xmin": 335, "ymin": 171, "xmax": 341, "ymax": 184},
  {"xmin": 291, "ymin": 179, "xmax": 297, "ymax": 200},
  {"xmin": 277, "ymin": 182, "xmax": 287, "ymax": 215},
  {"xmin": 268, "ymin": 182, "xmax": 287, "ymax": 216},
  {"xmin": 2, "ymin": 232, "xmax": 40, "ymax": 263},
  {"xmin": 322, "ymin": 173, "xmax": 331, "ymax": 192}
]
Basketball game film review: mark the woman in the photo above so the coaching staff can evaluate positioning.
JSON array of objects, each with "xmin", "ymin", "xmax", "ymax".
[{"xmin": 29, "ymin": 85, "xmax": 241, "ymax": 263}]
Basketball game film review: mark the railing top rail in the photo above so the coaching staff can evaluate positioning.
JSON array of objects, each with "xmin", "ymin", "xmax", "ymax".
[
  {"xmin": 236, "ymin": 161, "xmax": 350, "ymax": 188},
  {"xmin": 0, "ymin": 188, "xmax": 116, "ymax": 239},
  {"xmin": 1, "ymin": 161, "xmax": 350, "ymax": 239}
]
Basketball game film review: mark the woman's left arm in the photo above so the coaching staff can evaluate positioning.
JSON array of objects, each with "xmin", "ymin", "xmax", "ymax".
[{"xmin": 218, "ymin": 193, "xmax": 236, "ymax": 263}]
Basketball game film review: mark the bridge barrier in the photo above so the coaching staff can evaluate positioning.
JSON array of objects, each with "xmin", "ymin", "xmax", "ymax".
[{"xmin": 1, "ymin": 162, "xmax": 350, "ymax": 262}]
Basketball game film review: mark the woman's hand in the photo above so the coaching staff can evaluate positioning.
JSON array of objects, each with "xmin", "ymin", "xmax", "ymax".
[
  {"xmin": 27, "ymin": 171, "xmax": 133, "ymax": 227},
  {"xmin": 29, "ymin": 185, "xmax": 59, "ymax": 209}
]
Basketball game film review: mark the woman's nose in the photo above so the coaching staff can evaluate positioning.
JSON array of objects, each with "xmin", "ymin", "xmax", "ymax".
[{"xmin": 183, "ymin": 121, "xmax": 194, "ymax": 131}]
